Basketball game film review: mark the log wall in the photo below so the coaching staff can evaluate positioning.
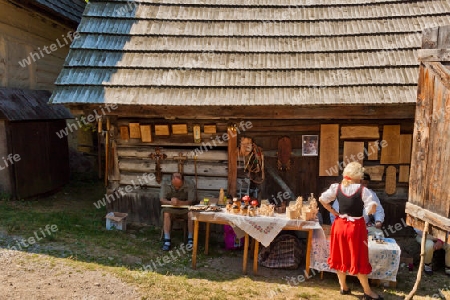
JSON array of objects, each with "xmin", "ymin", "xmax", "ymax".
[
  {"xmin": 105, "ymin": 116, "xmax": 414, "ymax": 227},
  {"xmin": 0, "ymin": 0, "xmax": 74, "ymax": 90}
]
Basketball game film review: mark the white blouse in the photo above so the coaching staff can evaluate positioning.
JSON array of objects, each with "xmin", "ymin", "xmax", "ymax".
[{"xmin": 320, "ymin": 183, "xmax": 377, "ymax": 216}]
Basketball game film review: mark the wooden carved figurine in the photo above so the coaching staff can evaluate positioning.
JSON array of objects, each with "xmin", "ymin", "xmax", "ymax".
[
  {"xmin": 277, "ymin": 136, "xmax": 292, "ymax": 171},
  {"xmin": 173, "ymin": 152, "xmax": 187, "ymax": 174},
  {"xmin": 149, "ymin": 147, "xmax": 167, "ymax": 183}
]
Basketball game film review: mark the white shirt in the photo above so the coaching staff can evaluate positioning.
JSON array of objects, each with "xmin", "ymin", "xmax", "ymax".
[{"xmin": 330, "ymin": 189, "xmax": 384, "ymax": 224}]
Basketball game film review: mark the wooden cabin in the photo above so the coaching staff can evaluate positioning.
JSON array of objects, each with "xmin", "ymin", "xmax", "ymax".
[
  {"xmin": 0, "ymin": 0, "xmax": 85, "ymax": 198},
  {"xmin": 50, "ymin": 0, "xmax": 450, "ymax": 227},
  {"xmin": 407, "ymin": 25, "xmax": 450, "ymax": 241}
]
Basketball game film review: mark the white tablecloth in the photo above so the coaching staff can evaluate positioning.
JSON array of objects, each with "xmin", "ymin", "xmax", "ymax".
[
  {"xmin": 310, "ymin": 231, "xmax": 401, "ymax": 282},
  {"xmin": 197, "ymin": 212, "xmax": 320, "ymax": 247}
]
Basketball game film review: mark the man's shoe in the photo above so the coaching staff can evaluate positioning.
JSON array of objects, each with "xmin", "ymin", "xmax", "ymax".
[
  {"xmin": 162, "ymin": 239, "xmax": 171, "ymax": 251},
  {"xmin": 424, "ymin": 263, "xmax": 433, "ymax": 275},
  {"xmin": 187, "ymin": 237, "xmax": 193, "ymax": 246}
]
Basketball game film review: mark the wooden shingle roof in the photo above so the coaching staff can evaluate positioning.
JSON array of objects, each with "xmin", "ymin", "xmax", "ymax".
[
  {"xmin": 26, "ymin": 0, "xmax": 86, "ymax": 24},
  {"xmin": 50, "ymin": 0, "xmax": 450, "ymax": 106},
  {"xmin": 0, "ymin": 88, "xmax": 72, "ymax": 121}
]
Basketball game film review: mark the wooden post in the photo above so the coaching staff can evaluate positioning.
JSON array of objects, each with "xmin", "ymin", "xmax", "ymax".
[
  {"xmin": 104, "ymin": 117, "xmax": 110, "ymax": 187},
  {"xmin": 405, "ymin": 222, "xmax": 429, "ymax": 300},
  {"xmin": 97, "ymin": 117, "xmax": 102, "ymax": 179},
  {"xmin": 227, "ymin": 125, "xmax": 237, "ymax": 196}
]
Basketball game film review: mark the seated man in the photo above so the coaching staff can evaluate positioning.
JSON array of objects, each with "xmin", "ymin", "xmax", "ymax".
[
  {"xmin": 415, "ymin": 229, "xmax": 450, "ymax": 276},
  {"xmin": 329, "ymin": 173, "xmax": 385, "ymax": 236},
  {"xmin": 160, "ymin": 172, "xmax": 196, "ymax": 251}
]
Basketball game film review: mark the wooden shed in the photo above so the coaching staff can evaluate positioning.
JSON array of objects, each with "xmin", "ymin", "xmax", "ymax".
[
  {"xmin": 50, "ymin": 0, "xmax": 450, "ymax": 226},
  {"xmin": 0, "ymin": 88, "xmax": 72, "ymax": 199},
  {"xmin": 407, "ymin": 25, "xmax": 450, "ymax": 240}
]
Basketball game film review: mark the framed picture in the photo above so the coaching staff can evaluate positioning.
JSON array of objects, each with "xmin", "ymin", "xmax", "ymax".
[{"xmin": 302, "ymin": 135, "xmax": 319, "ymax": 156}]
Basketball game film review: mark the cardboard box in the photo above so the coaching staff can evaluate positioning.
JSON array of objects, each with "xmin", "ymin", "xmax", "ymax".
[{"xmin": 106, "ymin": 212, "xmax": 128, "ymax": 231}]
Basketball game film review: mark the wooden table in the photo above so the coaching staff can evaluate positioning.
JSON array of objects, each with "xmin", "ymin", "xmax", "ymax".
[
  {"xmin": 191, "ymin": 211, "xmax": 319, "ymax": 276},
  {"xmin": 313, "ymin": 234, "xmax": 401, "ymax": 285}
]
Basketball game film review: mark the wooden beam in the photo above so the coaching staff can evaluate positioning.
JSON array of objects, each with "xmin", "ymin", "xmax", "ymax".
[
  {"xmin": 67, "ymin": 104, "xmax": 416, "ymax": 120},
  {"xmin": 119, "ymin": 159, "xmax": 228, "ymax": 177},
  {"xmin": 406, "ymin": 202, "xmax": 450, "ymax": 232},
  {"xmin": 227, "ymin": 126, "xmax": 237, "ymax": 197},
  {"xmin": 418, "ymin": 49, "xmax": 450, "ymax": 62},
  {"xmin": 409, "ymin": 66, "xmax": 434, "ymax": 209}
]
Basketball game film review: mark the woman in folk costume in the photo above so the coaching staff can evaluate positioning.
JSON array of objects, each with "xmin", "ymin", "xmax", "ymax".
[{"xmin": 319, "ymin": 162, "xmax": 383, "ymax": 300}]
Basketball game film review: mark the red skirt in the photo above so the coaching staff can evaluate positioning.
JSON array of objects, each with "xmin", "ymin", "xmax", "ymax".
[{"xmin": 328, "ymin": 217, "xmax": 372, "ymax": 275}]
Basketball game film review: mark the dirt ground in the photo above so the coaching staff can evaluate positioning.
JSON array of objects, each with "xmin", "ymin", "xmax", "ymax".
[
  {"xmin": 0, "ymin": 177, "xmax": 449, "ymax": 300},
  {"xmin": 0, "ymin": 248, "xmax": 142, "ymax": 300}
]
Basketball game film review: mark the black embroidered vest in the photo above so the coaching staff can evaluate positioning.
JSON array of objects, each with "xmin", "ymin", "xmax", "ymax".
[{"xmin": 336, "ymin": 184, "xmax": 364, "ymax": 217}]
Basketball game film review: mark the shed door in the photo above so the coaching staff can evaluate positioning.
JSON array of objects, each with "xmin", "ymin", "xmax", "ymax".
[
  {"xmin": 9, "ymin": 120, "xmax": 69, "ymax": 199},
  {"xmin": 409, "ymin": 64, "xmax": 450, "ymax": 218}
]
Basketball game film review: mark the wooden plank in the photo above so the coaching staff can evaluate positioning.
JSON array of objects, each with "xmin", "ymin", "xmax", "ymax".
[
  {"xmin": 120, "ymin": 126, "xmax": 130, "ymax": 140},
  {"xmin": 319, "ymin": 124, "xmax": 339, "ymax": 176},
  {"xmin": 399, "ymin": 134, "xmax": 412, "ymax": 164},
  {"xmin": 140, "ymin": 125, "xmax": 152, "ymax": 142},
  {"xmin": 172, "ymin": 124, "xmax": 188, "ymax": 135},
  {"xmin": 129, "ymin": 123, "xmax": 141, "ymax": 139},
  {"xmin": 340, "ymin": 126, "xmax": 379, "ymax": 140},
  {"xmin": 155, "ymin": 125, "xmax": 170, "ymax": 136},
  {"xmin": 367, "ymin": 141, "xmax": 379, "ymax": 160},
  {"xmin": 398, "ymin": 165, "xmax": 409, "ymax": 183},
  {"xmin": 409, "ymin": 66, "xmax": 433, "ymax": 208},
  {"xmin": 425, "ymin": 78, "xmax": 450, "ymax": 216},
  {"xmin": 227, "ymin": 126, "xmax": 238, "ymax": 196},
  {"xmin": 364, "ymin": 165, "xmax": 385, "ymax": 181},
  {"xmin": 343, "ymin": 142, "xmax": 364, "ymax": 166},
  {"xmin": 203, "ymin": 124, "xmax": 217, "ymax": 134},
  {"xmin": 385, "ymin": 166, "xmax": 397, "ymax": 195},
  {"xmin": 380, "ymin": 125, "xmax": 400, "ymax": 164}
]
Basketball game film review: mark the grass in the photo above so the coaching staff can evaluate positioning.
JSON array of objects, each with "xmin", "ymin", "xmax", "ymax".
[{"xmin": 0, "ymin": 174, "xmax": 449, "ymax": 299}]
